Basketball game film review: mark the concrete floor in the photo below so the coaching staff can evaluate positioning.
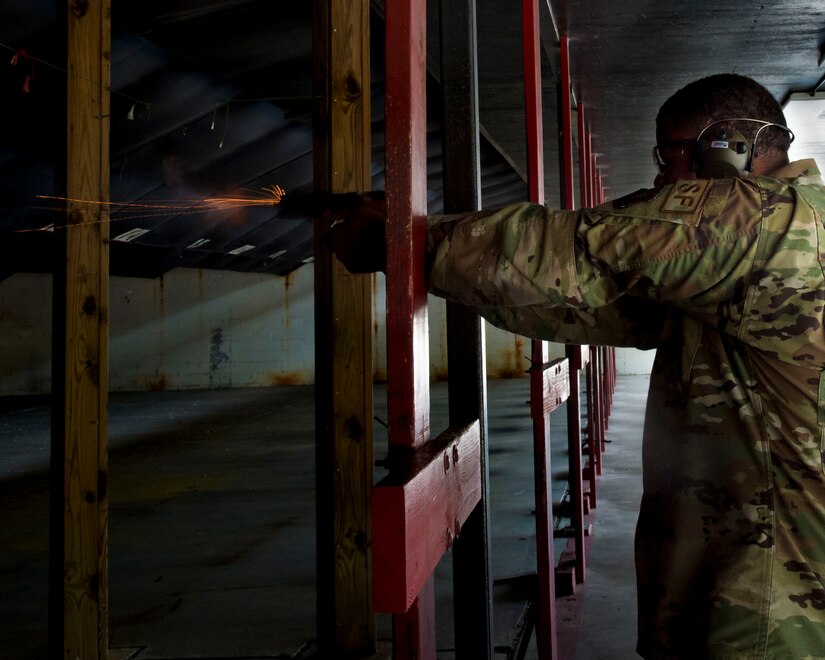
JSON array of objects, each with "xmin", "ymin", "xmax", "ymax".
[{"xmin": 0, "ymin": 375, "xmax": 647, "ymax": 659}]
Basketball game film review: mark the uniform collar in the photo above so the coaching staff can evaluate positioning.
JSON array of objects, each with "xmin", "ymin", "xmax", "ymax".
[{"xmin": 768, "ymin": 158, "xmax": 822, "ymax": 182}]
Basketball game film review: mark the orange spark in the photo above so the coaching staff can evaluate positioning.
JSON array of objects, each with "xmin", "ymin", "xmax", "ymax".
[
  {"xmin": 15, "ymin": 185, "xmax": 287, "ymax": 232},
  {"xmin": 202, "ymin": 184, "xmax": 286, "ymax": 209}
]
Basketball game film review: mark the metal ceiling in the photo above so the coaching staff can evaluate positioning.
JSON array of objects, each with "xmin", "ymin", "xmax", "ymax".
[{"xmin": 1, "ymin": 1, "xmax": 824, "ymax": 280}]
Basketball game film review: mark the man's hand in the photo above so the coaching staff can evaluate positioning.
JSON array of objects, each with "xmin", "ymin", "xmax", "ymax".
[{"xmin": 325, "ymin": 192, "xmax": 387, "ymax": 273}]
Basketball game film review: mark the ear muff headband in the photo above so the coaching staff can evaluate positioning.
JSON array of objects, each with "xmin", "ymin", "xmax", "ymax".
[{"xmin": 693, "ymin": 118, "xmax": 795, "ymax": 178}]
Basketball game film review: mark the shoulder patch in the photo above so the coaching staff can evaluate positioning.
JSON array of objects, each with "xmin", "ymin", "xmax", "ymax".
[
  {"xmin": 660, "ymin": 180, "xmax": 712, "ymax": 214},
  {"xmin": 612, "ymin": 187, "xmax": 661, "ymax": 210}
]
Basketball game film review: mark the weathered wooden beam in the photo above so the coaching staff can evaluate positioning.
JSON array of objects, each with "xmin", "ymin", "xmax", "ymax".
[
  {"xmin": 530, "ymin": 349, "xmax": 560, "ymax": 660},
  {"xmin": 383, "ymin": 0, "xmax": 435, "ymax": 655},
  {"xmin": 312, "ymin": 0, "xmax": 375, "ymax": 654},
  {"xmin": 559, "ymin": 34, "xmax": 575, "ymax": 210},
  {"xmin": 50, "ymin": 1, "xmax": 111, "ymax": 657},
  {"xmin": 522, "ymin": 0, "xmax": 544, "ymax": 205},
  {"xmin": 523, "ymin": 0, "xmax": 560, "ymax": 653},
  {"xmin": 372, "ymin": 422, "xmax": 482, "ymax": 614},
  {"xmin": 565, "ymin": 344, "xmax": 587, "ymax": 585},
  {"xmin": 530, "ymin": 358, "xmax": 571, "ymax": 419}
]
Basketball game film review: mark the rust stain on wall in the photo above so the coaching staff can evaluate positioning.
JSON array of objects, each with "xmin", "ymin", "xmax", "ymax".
[
  {"xmin": 267, "ymin": 371, "xmax": 304, "ymax": 386},
  {"xmin": 146, "ymin": 375, "xmax": 167, "ymax": 391},
  {"xmin": 490, "ymin": 335, "xmax": 528, "ymax": 379},
  {"xmin": 432, "ymin": 367, "xmax": 449, "ymax": 382}
]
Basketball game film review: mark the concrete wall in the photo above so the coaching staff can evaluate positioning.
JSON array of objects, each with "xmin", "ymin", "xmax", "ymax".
[
  {"xmin": 0, "ymin": 268, "xmax": 317, "ymax": 395},
  {"xmin": 0, "ymin": 266, "xmax": 655, "ymax": 395}
]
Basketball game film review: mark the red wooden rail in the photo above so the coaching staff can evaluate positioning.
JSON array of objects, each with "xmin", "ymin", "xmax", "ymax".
[
  {"xmin": 522, "ymin": 1, "xmax": 559, "ymax": 657},
  {"xmin": 379, "ymin": 1, "xmax": 436, "ymax": 655},
  {"xmin": 372, "ymin": 422, "xmax": 481, "ymax": 613},
  {"xmin": 384, "ymin": 0, "xmax": 430, "ymax": 452},
  {"xmin": 375, "ymin": 3, "xmax": 484, "ymax": 659}
]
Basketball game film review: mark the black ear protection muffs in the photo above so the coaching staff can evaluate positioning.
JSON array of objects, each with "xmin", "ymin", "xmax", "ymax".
[{"xmin": 693, "ymin": 118, "xmax": 795, "ymax": 178}]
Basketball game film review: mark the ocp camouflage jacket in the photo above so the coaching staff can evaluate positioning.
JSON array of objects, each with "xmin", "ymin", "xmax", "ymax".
[{"xmin": 428, "ymin": 159, "xmax": 825, "ymax": 659}]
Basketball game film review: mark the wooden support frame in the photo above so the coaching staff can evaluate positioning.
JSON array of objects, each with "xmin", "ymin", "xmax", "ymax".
[
  {"xmin": 522, "ymin": 0, "xmax": 545, "ymax": 207},
  {"xmin": 529, "ymin": 353, "xmax": 569, "ymax": 659},
  {"xmin": 312, "ymin": 0, "xmax": 375, "ymax": 654},
  {"xmin": 522, "ymin": 0, "xmax": 560, "ymax": 656},
  {"xmin": 584, "ymin": 348, "xmax": 600, "ymax": 507},
  {"xmin": 385, "ymin": 0, "xmax": 430, "ymax": 452},
  {"xmin": 564, "ymin": 348, "xmax": 587, "ymax": 588},
  {"xmin": 49, "ymin": 2, "xmax": 111, "ymax": 657},
  {"xmin": 373, "ymin": 422, "xmax": 482, "ymax": 613},
  {"xmin": 556, "ymin": 34, "xmax": 588, "ymax": 589},
  {"xmin": 378, "ymin": 2, "xmax": 453, "ymax": 658},
  {"xmin": 558, "ymin": 35, "xmax": 575, "ymax": 210},
  {"xmin": 578, "ymin": 103, "xmax": 591, "ymax": 209},
  {"xmin": 376, "ymin": 6, "xmax": 488, "ymax": 660}
]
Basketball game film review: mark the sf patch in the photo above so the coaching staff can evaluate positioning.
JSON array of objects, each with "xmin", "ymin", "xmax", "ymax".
[{"xmin": 661, "ymin": 180, "xmax": 712, "ymax": 215}]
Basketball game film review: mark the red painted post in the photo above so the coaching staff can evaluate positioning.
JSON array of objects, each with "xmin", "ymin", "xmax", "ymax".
[
  {"xmin": 394, "ymin": 575, "xmax": 436, "ymax": 658},
  {"xmin": 372, "ymin": 422, "xmax": 482, "ymax": 613},
  {"xmin": 522, "ymin": 0, "xmax": 544, "ymax": 206},
  {"xmin": 588, "ymin": 134, "xmax": 595, "ymax": 207},
  {"xmin": 523, "ymin": 0, "xmax": 557, "ymax": 657},
  {"xmin": 385, "ymin": 0, "xmax": 430, "ymax": 452},
  {"xmin": 594, "ymin": 347, "xmax": 605, "ymax": 468},
  {"xmin": 383, "ymin": 1, "xmax": 433, "ymax": 657},
  {"xmin": 559, "ymin": 35, "xmax": 586, "ymax": 587},
  {"xmin": 578, "ymin": 104, "xmax": 590, "ymax": 210},
  {"xmin": 585, "ymin": 352, "xmax": 598, "ymax": 509},
  {"xmin": 559, "ymin": 35, "xmax": 574, "ymax": 211},
  {"xmin": 590, "ymin": 153, "xmax": 598, "ymax": 207}
]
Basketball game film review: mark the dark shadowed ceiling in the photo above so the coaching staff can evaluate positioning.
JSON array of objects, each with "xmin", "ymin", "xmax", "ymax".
[{"xmin": 1, "ymin": 1, "xmax": 824, "ymax": 280}]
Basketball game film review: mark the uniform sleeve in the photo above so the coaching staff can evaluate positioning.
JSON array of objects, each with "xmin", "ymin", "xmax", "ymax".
[
  {"xmin": 427, "ymin": 179, "xmax": 764, "ymax": 334},
  {"xmin": 476, "ymin": 299, "xmax": 666, "ymax": 349}
]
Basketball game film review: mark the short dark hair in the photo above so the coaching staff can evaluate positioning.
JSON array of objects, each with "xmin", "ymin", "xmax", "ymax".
[{"xmin": 657, "ymin": 74, "xmax": 791, "ymax": 154}]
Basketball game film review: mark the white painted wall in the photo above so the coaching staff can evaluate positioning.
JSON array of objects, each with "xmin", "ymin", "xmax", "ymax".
[
  {"xmin": 0, "ymin": 268, "xmax": 317, "ymax": 395},
  {"xmin": 0, "ymin": 266, "xmax": 655, "ymax": 395}
]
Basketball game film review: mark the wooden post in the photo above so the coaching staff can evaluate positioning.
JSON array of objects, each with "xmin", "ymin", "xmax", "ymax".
[
  {"xmin": 566, "ymin": 346, "xmax": 587, "ymax": 585},
  {"xmin": 522, "ymin": 0, "xmax": 544, "ymax": 206},
  {"xmin": 50, "ymin": 1, "xmax": 111, "ymax": 657},
  {"xmin": 385, "ymin": 0, "xmax": 430, "ymax": 451},
  {"xmin": 383, "ymin": 0, "xmax": 434, "ymax": 656},
  {"xmin": 558, "ymin": 35, "xmax": 575, "ymax": 211},
  {"xmin": 557, "ymin": 35, "xmax": 587, "ymax": 587},
  {"xmin": 578, "ymin": 103, "xmax": 591, "ymax": 209},
  {"xmin": 523, "ymin": 0, "xmax": 560, "ymax": 655},
  {"xmin": 439, "ymin": 1, "xmax": 493, "ymax": 658},
  {"xmin": 312, "ymin": 0, "xmax": 375, "ymax": 655}
]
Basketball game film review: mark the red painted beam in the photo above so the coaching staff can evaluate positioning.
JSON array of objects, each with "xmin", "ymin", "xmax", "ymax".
[
  {"xmin": 372, "ymin": 421, "xmax": 482, "ymax": 613},
  {"xmin": 568, "ymin": 344, "xmax": 589, "ymax": 371},
  {"xmin": 529, "ymin": 344, "xmax": 559, "ymax": 660},
  {"xmin": 578, "ymin": 103, "xmax": 590, "ymax": 209},
  {"xmin": 559, "ymin": 35, "xmax": 575, "ymax": 210},
  {"xmin": 522, "ymin": 0, "xmax": 544, "ymax": 205},
  {"xmin": 385, "ymin": 0, "xmax": 429, "ymax": 450},
  {"xmin": 530, "ymin": 358, "xmax": 571, "ymax": 419},
  {"xmin": 589, "ymin": 148, "xmax": 597, "ymax": 207},
  {"xmin": 523, "ymin": 0, "xmax": 557, "ymax": 656}
]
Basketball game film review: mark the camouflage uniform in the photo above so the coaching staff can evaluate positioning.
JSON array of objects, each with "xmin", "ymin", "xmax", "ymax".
[{"xmin": 427, "ymin": 160, "xmax": 825, "ymax": 659}]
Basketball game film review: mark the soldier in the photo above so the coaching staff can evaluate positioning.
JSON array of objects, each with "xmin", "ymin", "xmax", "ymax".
[{"xmin": 329, "ymin": 74, "xmax": 825, "ymax": 659}]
